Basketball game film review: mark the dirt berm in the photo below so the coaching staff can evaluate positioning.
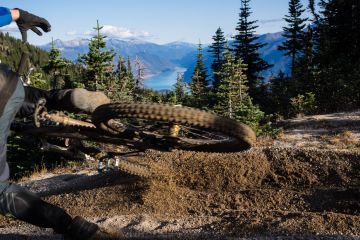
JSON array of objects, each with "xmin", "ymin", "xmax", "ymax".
[{"xmin": 0, "ymin": 147, "xmax": 359, "ymax": 239}]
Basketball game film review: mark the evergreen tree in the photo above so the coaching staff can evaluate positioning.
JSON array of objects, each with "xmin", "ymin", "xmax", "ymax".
[
  {"xmin": 79, "ymin": 20, "xmax": 115, "ymax": 91},
  {"xmin": 112, "ymin": 57, "xmax": 127, "ymax": 100},
  {"xmin": 208, "ymin": 27, "xmax": 226, "ymax": 90},
  {"xmin": 30, "ymin": 72, "xmax": 48, "ymax": 89},
  {"xmin": 213, "ymin": 46, "xmax": 266, "ymax": 134},
  {"xmin": 115, "ymin": 56, "xmax": 127, "ymax": 82},
  {"xmin": 0, "ymin": 32, "xmax": 84, "ymax": 90},
  {"xmin": 0, "ymin": 32, "xmax": 49, "ymax": 79},
  {"xmin": 321, "ymin": 0, "xmax": 360, "ymax": 62},
  {"xmin": 44, "ymin": 39, "xmax": 69, "ymax": 89},
  {"xmin": 173, "ymin": 72, "xmax": 186, "ymax": 104},
  {"xmin": 233, "ymin": 0, "xmax": 272, "ymax": 102},
  {"xmin": 308, "ymin": 0, "xmax": 319, "ymax": 21},
  {"xmin": 214, "ymin": 47, "xmax": 248, "ymax": 118},
  {"xmin": 108, "ymin": 56, "xmax": 136, "ymax": 101},
  {"xmin": 189, "ymin": 42, "xmax": 209, "ymax": 108},
  {"xmin": 278, "ymin": 0, "xmax": 308, "ymax": 76},
  {"xmin": 312, "ymin": 0, "xmax": 360, "ymax": 111},
  {"xmin": 268, "ymin": 71, "xmax": 293, "ymax": 116},
  {"xmin": 296, "ymin": 26, "xmax": 315, "ymax": 93},
  {"xmin": 134, "ymin": 57, "xmax": 146, "ymax": 101},
  {"xmin": 127, "ymin": 57, "xmax": 134, "ymax": 80}
]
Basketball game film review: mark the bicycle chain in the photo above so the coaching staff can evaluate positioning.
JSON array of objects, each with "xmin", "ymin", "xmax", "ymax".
[
  {"xmin": 41, "ymin": 111, "xmax": 156, "ymax": 178},
  {"xmin": 34, "ymin": 103, "xmax": 156, "ymax": 178}
]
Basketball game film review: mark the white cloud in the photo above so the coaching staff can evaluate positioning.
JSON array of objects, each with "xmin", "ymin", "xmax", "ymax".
[
  {"xmin": 67, "ymin": 25, "xmax": 153, "ymax": 40},
  {"xmin": 66, "ymin": 31, "xmax": 77, "ymax": 36},
  {"xmin": 101, "ymin": 25, "xmax": 151, "ymax": 39},
  {"xmin": 258, "ymin": 18, "xmax": 284, "ymax": 25},
  {"xmin": 0, "ymin": 22, "xmax": 18, "ymax": 32}
]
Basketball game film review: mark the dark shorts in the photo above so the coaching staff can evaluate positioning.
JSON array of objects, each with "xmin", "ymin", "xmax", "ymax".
[{"xmin": 0, "ymin": 80, "xmax": 24, "ymax": 181}]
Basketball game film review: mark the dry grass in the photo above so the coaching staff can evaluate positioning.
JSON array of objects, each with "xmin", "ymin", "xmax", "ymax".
[
  {"xmin": 256, "ymin": 135, "xmax": 276, "ymax": 147},
  {"xmin": 18, "ymin": 163, "xmax": 49, "ymax": 182},
  {"xmin": 327, "ymin": 130, "xmax": 359, "ymax": 149}
]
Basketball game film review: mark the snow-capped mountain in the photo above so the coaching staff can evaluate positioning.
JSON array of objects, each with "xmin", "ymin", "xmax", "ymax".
[
  {"xmin": 41, "ymin": 38, "xmax": 198, "ymax": 77},
  {"xmin": 40, "ymin": 32, "xmax": 290, "ymax": 89}
]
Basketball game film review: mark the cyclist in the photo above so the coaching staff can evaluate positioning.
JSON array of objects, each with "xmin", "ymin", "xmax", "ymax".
[{"xmin": 0, "ymin": 7, "xmax": 117, "ymax": 239}]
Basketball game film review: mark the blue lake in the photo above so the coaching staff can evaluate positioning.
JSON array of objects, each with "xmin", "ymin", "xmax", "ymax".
[{"xmin": 144, "ymin": 67, "xmax": 186, "ymax": 91}]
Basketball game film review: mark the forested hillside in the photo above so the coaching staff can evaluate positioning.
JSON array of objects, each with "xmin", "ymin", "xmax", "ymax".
[
  {"xmin": 0, "ymin": 32, "xmax": 85, "ymax": 90},
  {"xmin": 1, "ymin": 0, "xmax": 359, "ymax": 135},
  {"xmin": 0, "ymin": 32, "xmax": 49, "ymax": 73}
]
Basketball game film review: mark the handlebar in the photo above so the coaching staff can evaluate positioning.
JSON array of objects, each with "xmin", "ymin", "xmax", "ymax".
[{"xmin": 17, "ymin": 52, "xmax": 29, "ymax": 76}]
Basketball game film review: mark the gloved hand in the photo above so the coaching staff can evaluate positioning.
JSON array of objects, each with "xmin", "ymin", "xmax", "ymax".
[{"xmin": 14, "ymin": 8, "xmax": 51, "ymax": 42}]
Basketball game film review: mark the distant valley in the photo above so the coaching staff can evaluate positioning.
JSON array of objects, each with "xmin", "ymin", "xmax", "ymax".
[{"xmin": 40, "ymin": 32, "xmax": 290, "ymax": 90}]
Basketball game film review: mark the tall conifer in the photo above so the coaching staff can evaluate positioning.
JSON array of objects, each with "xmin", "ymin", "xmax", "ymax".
[
  {"xmin": 45, "ymin": 38, "xmax": 69, "ymax": 89},
  {"xmin": 233, "ymin": 0, "xmax": 271, "ymax": 102},
  {"xmin": 278, "ymin": 0, "xmax": 307, "ymax": 76},
  {"xmin": 208, "ymin": 27, "xmax": 226, "ymax": 90},
  {"xmin": 215, "ymin": 46, "xmax": 248, "ymax": 118},
  {"xmin": 190, "ymin": 42, "xmax": 209, "ymax": 108},
  {"xmin": 79, "ymin": 20, "xmax": 115, "ymax": 91}
]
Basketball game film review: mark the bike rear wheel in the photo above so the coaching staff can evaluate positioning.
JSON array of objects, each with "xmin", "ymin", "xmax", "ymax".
[{"xmin": 92, "ymin": 103, "xmax": 256, "ymax": 152}]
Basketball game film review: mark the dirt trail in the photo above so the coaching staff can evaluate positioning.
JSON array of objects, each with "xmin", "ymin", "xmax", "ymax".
[
  {"xmin": 275, "ymin": 110, "xmax": 360, "ymax": 149},
  {"xmin": 1, "ymin": 146, "xmax": 359, "ymax": 239}
]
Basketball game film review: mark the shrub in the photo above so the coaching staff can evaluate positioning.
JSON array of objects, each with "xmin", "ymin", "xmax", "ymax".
[{"xmin": 290, "ymin": 92, "xmax": 317, "ymax": 117}]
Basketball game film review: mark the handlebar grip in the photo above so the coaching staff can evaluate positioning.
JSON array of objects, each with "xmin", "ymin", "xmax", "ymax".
[{"xmin": 17, "ymin": 52, "xmax": 29, "ymax": 76}]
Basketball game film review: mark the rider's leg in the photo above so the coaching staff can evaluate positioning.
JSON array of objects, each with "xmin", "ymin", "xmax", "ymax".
[
  {"xmin": 49, "ymin": 88, "xmax": 111, "ymax": 113},
  {"xmin": 1, "ymin": 80, "xmax": 25, "ymax": 181},
  {"xmin": 0, "ymin": 182, "xmax": 72, "ymax": 232},
  {"xmin": 20, "ymin": 87, "xmax": 110, "ymax": 117},
  {"xmin": 0, "ymin": 79, "xmax": 116, "ymax": 239},
  {"xmin": 0, "ymin": 182, "xmax": 119, "ymax": 239}
]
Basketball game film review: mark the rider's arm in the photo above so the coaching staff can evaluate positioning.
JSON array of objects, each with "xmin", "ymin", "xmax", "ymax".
[
  {"xmin": 0, "ymin": 7, "xmax": 19, "ymax": 27},
  {"xmin": 0, "ymin": 7, "xmax": 50, "ymax": 42},
  {"xmin": 0, "ymin": 7, "xmax": 12, "ymax": 27}
]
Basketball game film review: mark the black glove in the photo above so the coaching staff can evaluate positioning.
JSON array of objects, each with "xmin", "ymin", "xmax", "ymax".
[{"xmin": 14, "ymin": 8, "xmax": 51, "ymax": 42}]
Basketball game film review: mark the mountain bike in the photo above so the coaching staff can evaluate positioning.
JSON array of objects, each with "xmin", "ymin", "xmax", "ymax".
[{"xmin": 11, "ymin": 53, "xmax": 256, "ymax": 161}]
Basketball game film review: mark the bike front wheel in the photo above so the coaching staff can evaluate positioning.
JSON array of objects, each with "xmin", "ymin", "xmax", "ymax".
[{"xmin": 92, "ymin": 103, "xmax": 256, "ymax": 152}]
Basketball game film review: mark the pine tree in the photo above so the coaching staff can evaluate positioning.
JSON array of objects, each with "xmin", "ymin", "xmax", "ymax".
[
  {"xmin": 44, "ymin": 38, "xmax": 69, "ymax": 89},
  {"xmin": 190, "ymin": 42, "xmax": 209, "ymax": 108},
  {"xmin": 127, "ymin": 57, "xmax": 134, "ymax": 80},
  {"xmin": 268, "ymin": 71, "xmax": 293, "ymax": 116},
  {"xmin": 109, "ymin": 56, "xmax": 136, "ymax": 101},
  {"xmin": 208, "ymin": 27, "xmax": 226, "ymax": 90},
  {"xmin": 213, "ymin": 46, "xmax": 265, "ymax": 134},
  {"xmin": 134, "ymin": 57, "xmax": 146, "ymax": 101},
  {"xmin": 278, "ymin": 0, "xmax": 308, "ymax": 76},
  {"xmin": 317, "ymin": 0, "xmax": 360, "ymax": 63},
  {"xmin": 215, "ymin": 46, "xmax": 248, "ymax": 118},
  {"xmin": 173, "ymin": 72, "xmax": 186, "ymax": 104},
  {"xmin": 233, "ymin": 0, "xmax": 272, "ymax": 102},
  {"xmin": 79, "ymin": 20, "xmax": 115, "ymax": 91},
  {"xmin": 312, "ymin": 0, "xmax": 360, "ymax": 111},
  {"xmin": 116, "ymin": 57, "xmax": 127, "ymax": 81},
  {"xmin": 297, "ymin": 26, "xmax": 315, "ymax": 93},
  {"xmin": 30, "ymin": 72, "xmax": 48, "ymax": 89}
]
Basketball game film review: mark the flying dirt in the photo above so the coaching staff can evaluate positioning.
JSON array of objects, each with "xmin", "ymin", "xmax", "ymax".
[{"xmin": 1, "ymin": 112, "xmax": 360, "ymax": 239}]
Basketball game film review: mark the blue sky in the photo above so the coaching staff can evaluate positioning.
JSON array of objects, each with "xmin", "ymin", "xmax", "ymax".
[{"xmin": 0, "ymin": 0, "xmax": 311, "ymax": 46}]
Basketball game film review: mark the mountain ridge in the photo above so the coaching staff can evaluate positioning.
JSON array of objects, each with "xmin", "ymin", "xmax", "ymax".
[{"xmin": 40, "ymin": 32, "xmax": 290, "ymax": 89}]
